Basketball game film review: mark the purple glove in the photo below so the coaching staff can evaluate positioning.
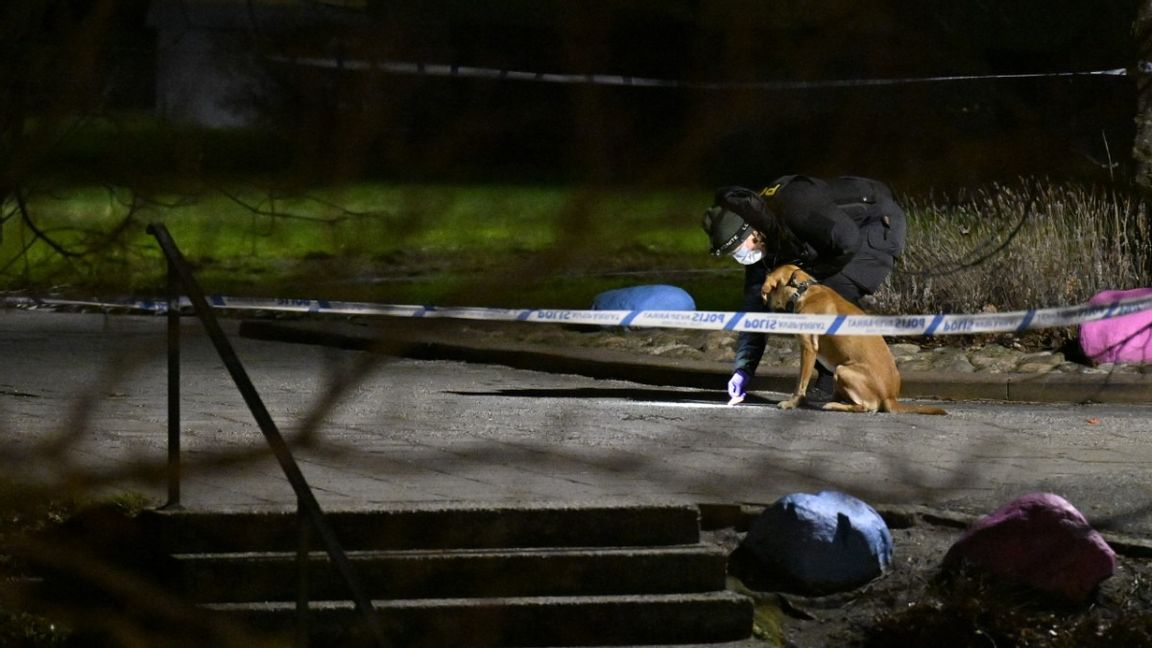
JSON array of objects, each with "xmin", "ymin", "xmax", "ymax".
[{"xmin": 727, "ymin": 369, "xmax": 749, "ymax": 404}]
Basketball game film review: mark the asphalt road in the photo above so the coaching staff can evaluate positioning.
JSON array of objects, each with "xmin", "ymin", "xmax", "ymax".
[{"xmin": 2, "ymin": 310, "xmax": 1152, "ymax": 537}]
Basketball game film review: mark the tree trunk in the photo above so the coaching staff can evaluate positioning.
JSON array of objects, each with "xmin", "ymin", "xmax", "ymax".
[{"xmin": 1136, "ymin": 1, "xmax": 1152, "ymax": 189}]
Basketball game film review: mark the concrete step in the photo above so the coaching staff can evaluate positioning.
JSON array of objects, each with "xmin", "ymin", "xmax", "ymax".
[
  {"xmin": 206, "ymin": 591, "xmax": 753, "ymax": 648},
  {"xmin": 41, "ymin": 503, "xmax": 752, "ymax": 646},
  {"xmin": 137, "ymin": 503, "xmax": 703, "ymax": 553},
  {"xmin": 177, "ymin": 544, "xmax": 728, "ymax": 603}
]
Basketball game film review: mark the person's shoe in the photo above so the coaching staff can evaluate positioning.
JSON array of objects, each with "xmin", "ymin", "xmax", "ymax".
[{"xmin": 805, "ymin": 373, "xmax": 836, "ymax": 401}]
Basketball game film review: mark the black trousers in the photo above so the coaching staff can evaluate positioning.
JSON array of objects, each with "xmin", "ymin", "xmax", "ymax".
[{"xmin": 818, "ymin": 272, "xmax": 867, "ymax": 307}]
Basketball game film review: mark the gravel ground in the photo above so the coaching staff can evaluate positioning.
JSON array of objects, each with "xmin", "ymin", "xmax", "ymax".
[
  {"xmin": 446, "ymin": 318, "xmax": 1152, "ymax": 647},
  {"xmin": 451, "ymin": 319, "xmax": 1149, "ymax": 376},
  {"xmin": 704, "ymin": 517, "xmax": 1152, "ymax": 648},
  {"xmin": 8, "ymin": 307, "xmax": 1152, "ymax": 646}
]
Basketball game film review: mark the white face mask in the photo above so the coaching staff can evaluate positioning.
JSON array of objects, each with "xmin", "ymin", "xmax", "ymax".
[{"xmin": 731, "ymin": 246, "xmax": 763, "ymax": 266}]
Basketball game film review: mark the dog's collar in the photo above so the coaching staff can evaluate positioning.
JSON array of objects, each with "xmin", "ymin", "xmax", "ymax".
[{"xmin": 785, "ymin": 273, "xmax": 817, "ymax": 313}]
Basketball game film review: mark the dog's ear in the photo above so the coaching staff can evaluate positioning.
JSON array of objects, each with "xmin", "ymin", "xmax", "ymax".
[
  {"xmin": 760, "ymin": 264, "xmax": 793, "ymax": 300},
  {"xmin": 760, "ymin": 274, "xmax": 784, "ymax": 304},
  {"xmin": 790, "ymin": 267, "xmax": 815, "ymax": 284}
]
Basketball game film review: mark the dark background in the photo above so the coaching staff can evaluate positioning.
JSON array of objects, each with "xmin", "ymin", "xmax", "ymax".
[{"xmin": 13, "ymin": 0, "xmax": 1147, "ymax": 194}]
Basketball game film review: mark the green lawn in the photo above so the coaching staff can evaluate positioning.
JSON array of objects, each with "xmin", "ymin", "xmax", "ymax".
[
  {"xmin": 5, "ymin": 179, "xmax": 1147, "ymax": 314},
  {"xmin": 2, "ymin": 182, "xmax": 743, "ymax": 310}
]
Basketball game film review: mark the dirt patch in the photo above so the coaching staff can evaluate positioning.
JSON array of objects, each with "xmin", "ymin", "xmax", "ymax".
[{"xmin": 705, "ymin": 517, "xmax": 1152, "ymax": 648}]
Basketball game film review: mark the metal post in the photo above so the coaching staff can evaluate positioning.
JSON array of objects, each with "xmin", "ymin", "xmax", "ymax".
[
  {"xmin": 296, "ymin": 499, "xmax": 313, "ymax": 647},
  {"xmin": 163, "ymin": 258, "xmax": 182, "ymax": 509},
  {"xmin": 146, "ymin": 223, "xmax": 386, "ymax": 645}
]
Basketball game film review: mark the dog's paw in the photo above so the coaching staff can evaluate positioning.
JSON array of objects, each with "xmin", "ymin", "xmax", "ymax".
[{"xmin": 777, "ymin": 396, "xmax": 804, "ymax": 410}]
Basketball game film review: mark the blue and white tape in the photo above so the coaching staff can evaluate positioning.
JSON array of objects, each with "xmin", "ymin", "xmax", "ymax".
[{"xmin": 6, "ymin": 292, "xmax": 1152, "ymax": 337}]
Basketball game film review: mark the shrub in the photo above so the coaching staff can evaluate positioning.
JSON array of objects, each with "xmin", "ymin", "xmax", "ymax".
[{"xmin": 878, "ymin": 180, "xmax": 1152, "ymax": 316}]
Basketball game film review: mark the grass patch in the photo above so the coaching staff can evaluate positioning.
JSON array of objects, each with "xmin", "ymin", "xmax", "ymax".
[{"xmin": 2, "ymin": 180, "xmax": 732, "ymax": 307}]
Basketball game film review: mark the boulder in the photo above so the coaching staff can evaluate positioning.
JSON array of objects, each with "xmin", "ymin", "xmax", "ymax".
[
  {"xmin": 591, "ymin": 284, "xmax": 695, "ymax": 312},
  {"xmin": 739, "ymin": 491, "xmax": 892, "ymax": 595},
  {"xmin": 1079, "ymin": 287, "xmax": 1152, "ymax": 365},
  {"xmin": 942, "ymin": 493, "xmax": 1115, "ymax": 603}
]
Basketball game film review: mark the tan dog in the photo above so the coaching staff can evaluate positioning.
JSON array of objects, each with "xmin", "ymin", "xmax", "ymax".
[{"xmin": 761, "ymin": 264, "xmax": 946, "ymax": 415}]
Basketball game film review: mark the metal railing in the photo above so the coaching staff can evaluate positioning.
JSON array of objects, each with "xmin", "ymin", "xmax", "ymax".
[{"xmin": 147, "ymin": 223, "xmax": 387, "ymax": 647}]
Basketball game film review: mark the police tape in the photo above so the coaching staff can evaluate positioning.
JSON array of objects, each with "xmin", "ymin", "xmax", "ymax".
[
  {"xmin": 277, "ymin": 55, "xmax": 1128, "ymax": 90},
  {"xmin": 5, "ymin": 292, "xmax": 1152, "ymax": 337}
]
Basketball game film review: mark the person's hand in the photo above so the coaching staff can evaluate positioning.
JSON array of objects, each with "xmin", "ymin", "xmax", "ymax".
[{"xmin": 727, "ymin": 369, "xmax": 749, "ymax": 405}]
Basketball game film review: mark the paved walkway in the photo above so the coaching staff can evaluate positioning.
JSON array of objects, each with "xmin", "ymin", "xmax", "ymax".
[{"xmin": 3, "ymin": 309, "xmax": 1152, "ymax": 538}]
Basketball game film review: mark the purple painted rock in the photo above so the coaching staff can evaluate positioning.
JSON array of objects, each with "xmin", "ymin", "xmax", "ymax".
[
  {"xmin": 1079, "ymin": 287, "xmax": 1152, "ymax": 365},
  {"xmin": 942, "ymin": 493, "xmax": 1116, "ymax": 603}
]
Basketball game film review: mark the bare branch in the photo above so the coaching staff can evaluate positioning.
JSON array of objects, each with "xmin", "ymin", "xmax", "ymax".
[{"xmin": 14, "ymin": 189, "xmax": 83, "ymax": 259}]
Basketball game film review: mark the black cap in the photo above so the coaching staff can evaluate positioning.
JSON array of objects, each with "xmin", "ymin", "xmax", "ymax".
[{"xmin": 702, "ymin": 206, "xmax": 752, "ymax": 256}]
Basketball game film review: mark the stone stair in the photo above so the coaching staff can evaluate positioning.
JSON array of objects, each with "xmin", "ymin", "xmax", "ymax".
[{"xmin": 133, "ymin": 503, "xmax": 753, "ymax": 647}]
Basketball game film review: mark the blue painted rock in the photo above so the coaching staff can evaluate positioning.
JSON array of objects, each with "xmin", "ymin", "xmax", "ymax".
[
  {"xmin": 740, "ymin": 491, "xmax": 893, "ymax": 595},
  {"xmin": 943, "ymin": 492, "xmax": 1115, "ymax": 603},
  {"xmin": 591, "ymin": 285, "xmax": 696, "ymax": 312}
]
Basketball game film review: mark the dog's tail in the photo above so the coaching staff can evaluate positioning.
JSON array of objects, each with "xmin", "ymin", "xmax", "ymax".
[{"xmin": 882, "ymin": 399, "xmax": 948, "ymax": 416}]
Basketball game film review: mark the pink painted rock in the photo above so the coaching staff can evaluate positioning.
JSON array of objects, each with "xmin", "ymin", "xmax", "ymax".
[
  {"xmin": 1079, "ymin": 287, "xmax": 1152, "ymax": 365},
  {"xmin": 942, "ymin": 493, "xmax": 1115, "ymax": 604}
]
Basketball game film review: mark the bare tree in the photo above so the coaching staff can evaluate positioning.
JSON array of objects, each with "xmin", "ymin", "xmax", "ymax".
[{"xmin": 0, "ymin": 0, "xmax": 123, "ymax": 259}]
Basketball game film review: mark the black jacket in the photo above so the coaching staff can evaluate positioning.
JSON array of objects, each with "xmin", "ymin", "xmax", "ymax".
[{"xmin": 717, "ymin": 175, "xmax": 907, "ymax": 374}]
